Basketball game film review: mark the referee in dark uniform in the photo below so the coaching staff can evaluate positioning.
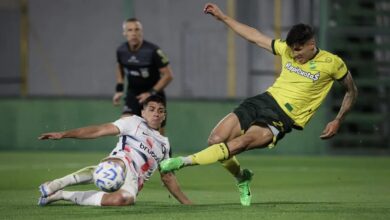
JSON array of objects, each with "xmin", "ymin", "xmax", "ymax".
[{"xmin": 113, "ymin": 18, "xmax": 173, "ymax": 132}]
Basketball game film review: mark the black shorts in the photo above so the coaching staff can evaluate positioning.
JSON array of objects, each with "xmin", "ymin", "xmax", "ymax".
[
  {"xmin": 122, "ymin": 91, "xmax": 167, "ymax": 127},
  {"xmin": 233, "ymin": 92, "xmax": 296, "ymax": 143}
]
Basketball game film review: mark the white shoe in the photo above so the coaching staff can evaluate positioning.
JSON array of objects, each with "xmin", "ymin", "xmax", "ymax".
[
  {"xmin": 39, "ymin": 182, "xmax": 52, "ymax": 197},
  {"xmin": 39, "ymin": 181, "xmax": 64, "ymax": 197},
  {"xmin": 38, "ymin": 190, "xmax": 62, "ymax": 206}
]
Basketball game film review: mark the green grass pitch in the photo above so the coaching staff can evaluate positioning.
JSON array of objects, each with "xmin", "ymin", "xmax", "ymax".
[{"xmin": 0, "ymin": 151, "xmax": 389, "ymax": 220}]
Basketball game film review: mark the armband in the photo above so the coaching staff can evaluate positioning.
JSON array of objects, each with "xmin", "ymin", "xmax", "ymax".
[
  {"xmin": 115, "ymin": 83, "xmax": 124, "ymax": 92},
  {"xmin": 149, "ymin": 88, "xmax": 158, "ymax": 96}
]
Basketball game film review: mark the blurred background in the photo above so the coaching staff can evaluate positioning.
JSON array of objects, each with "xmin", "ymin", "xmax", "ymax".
[{"xmin": 0, "ymin": 0, "xmax": 389, "ymax": 155}]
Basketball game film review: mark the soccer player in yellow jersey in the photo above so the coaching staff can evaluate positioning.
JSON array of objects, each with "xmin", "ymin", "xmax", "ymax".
[{"xmin": 160, "ymin": 3, "xmax": 358, "ymax": 206}]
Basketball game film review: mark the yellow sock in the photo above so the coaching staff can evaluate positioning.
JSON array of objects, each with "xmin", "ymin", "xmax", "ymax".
[
  {"xmin": 190, "ymin": 143, "xmax": 229, "ymax": 165},
  {"xmin": 221, "ymin": 156, "xmax": 241, "ymax": 177}
]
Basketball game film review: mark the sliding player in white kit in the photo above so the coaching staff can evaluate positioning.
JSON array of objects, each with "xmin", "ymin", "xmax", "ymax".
[{"xmin": 38, "ymin": 95, "xmax": 191, "ymax": 206}]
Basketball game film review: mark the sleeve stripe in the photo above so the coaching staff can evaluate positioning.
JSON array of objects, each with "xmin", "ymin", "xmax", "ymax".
[
  {"xmin": 337, "ymin": 70, "xmax": 349, "ymax": 81},
  {"xmin": 271, "ymin": 39, "xmax": 277, "ymax": 55}
]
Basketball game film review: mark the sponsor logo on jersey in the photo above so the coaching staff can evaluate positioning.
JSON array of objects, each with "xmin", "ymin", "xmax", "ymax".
[
  {"xmin": 124, "ymin": 68, "xmax": 140, "ymax": 76},
  {"xmin": 139, "ymin": 143, "xmax": 159, "ymax": 161},
  {"xmin": 128, "ymin": 55, "xmax": 139, "ymax": 63},
  {"xmin": 285, "ymin": 62, "xmax": 320, "ymax": 82},
  {"xmin": 140, "ymin": 68, "xmax": 150, "ymax": 78}
]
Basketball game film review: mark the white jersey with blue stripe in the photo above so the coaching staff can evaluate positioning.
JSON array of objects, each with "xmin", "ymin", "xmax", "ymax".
[{"xmin": 110, "ymin": 115, "xmax": 170, "ymax": 183}]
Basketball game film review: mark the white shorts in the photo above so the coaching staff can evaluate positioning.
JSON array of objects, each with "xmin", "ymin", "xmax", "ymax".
[{"xmin": 102, "ymin": 153, "xmax": 140, "ymax": 201}]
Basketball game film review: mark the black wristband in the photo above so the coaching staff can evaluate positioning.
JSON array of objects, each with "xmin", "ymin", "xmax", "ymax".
[
  {"xmin": 149, "ymin": 88, "xmax": 158, "ymax": 96},
  {"xmin": 115, "ymin": 83, "xmax": 124, "ymax": 92}
]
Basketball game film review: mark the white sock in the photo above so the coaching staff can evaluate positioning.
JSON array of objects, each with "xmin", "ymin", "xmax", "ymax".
[
  {"xmin": 62, "ymin": 190, "xmax": 105, "ymax": 206},
  {"xmin": 182, "ymin": 156, "xmax": 193, "ymax": 166},
  {"xmin": 48, "ymin": 166, "xmax": 95, "ymax": 194},
  {"xmin": 42, "ymin": 190, "xmax": 64, "ymax": 205}
]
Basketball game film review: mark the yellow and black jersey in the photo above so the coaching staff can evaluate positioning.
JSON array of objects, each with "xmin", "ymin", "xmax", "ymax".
[{"xmin": 267, "ymin": 39, "xmax": 348, "ymax": 128}]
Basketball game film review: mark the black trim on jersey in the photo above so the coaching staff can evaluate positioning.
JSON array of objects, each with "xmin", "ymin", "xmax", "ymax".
[
  {"xmin": 125, "ymin": 135, "xmax": 140, "ymax": 142},
  {"xmin": 308, "ymin": 47, "xmax": 320, "ymax": 61},
  {"xmin": 337, "ymin": 70, "xmax": 349, "ymax": 81},
  {"xmin": 271, "ymin": 40, "xmax": 276, "ymax": 55},
  {"xmin": 121, "ymin": 136, "xmax": 127, "ymax": 150},
  {"xmin": 131, "ymin": 161, "xmax": 138, "ymax": 171},
  {"xmin": 132, "ymin": 147, "xmax": 148, "ymax": 164}
]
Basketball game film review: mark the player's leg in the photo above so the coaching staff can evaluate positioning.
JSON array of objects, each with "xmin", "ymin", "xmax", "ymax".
[
  {"xmin": 207, "ymin": 113, "xmax": 252, "ymax": 181},
  {"xmin": 226, "ymin": 125, "xmax": 273, "ymax": 154},
  {"xmin": 38, "ymin": 189, "xmax": 135, "ymax": 206},
  {"xmin": 39, "ymin": 158, "xmax": 138, "ymax": 206},
  {"xmin": 206, "ymin": 113, "xmax": 248, "ymax": 179},
  {"xmin": 160, "ymin": 124, "xmax": 273, "ymax": 171},
  {"xmin": 224, "ymin": 125, "xmax": 274, "ymax": 206},
  {"xmin": 39, "ymin": 166, "xmax": 96, "ymax": 197},
  {"xmin": 190, "ymin": 113, "xmax": 243, "ymax": 165},
  {"xmin": 38, "ymin": 189, "xmax": 104, "ymax": 206},
  {"xmin": 160, "ymin": 113, "xmax": 240, "ymax": 170},
  {"xmin": 101, "ymin": 190, "xmax": 135, "ymax": 206},
  {"xmin": 100, "ymin": 157, "xmax": 138, "ymax": 206}
]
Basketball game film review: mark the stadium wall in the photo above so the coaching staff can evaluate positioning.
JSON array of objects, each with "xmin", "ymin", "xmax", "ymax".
[{"xmin": 0, "ymin": 99, "xmax": 328, "ymax": 155}]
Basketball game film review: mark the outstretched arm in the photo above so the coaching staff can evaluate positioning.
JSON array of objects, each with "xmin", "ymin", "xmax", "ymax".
[
  {"xmin": 160, "ymin": 171, "xmax": 192, "ymax": 205},
  {"xmin": 204, "ymin": 3, "xmax": 273, "ymax": 52},
  {"xmin": 38, "ymin": 123, "xmax": 120, "ymax": 140},
  {"xmin": 320, "ymin": 72, "xmax": 358, "ymax": 139}
]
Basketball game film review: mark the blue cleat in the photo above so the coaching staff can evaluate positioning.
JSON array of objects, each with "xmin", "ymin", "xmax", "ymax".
[{"xmin": 38, "ymin": 196, "xmax": 49, "ymax": 206}]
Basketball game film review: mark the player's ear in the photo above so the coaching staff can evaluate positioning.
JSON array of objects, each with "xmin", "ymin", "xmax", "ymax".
[
  {"xmin": 309, "ymin": 39, "xmax": 316, "ymax": 47},
  {"xmin": 162, "ymin": 111, "xmax": 166, "ymax": 121}
]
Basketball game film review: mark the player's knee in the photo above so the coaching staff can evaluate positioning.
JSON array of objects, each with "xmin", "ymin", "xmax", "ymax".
[
  {"xmin": 208, "ymin": 134, "xmax": 224, "ymax": 145},
  {"xmin": 109, "ymin": 192, "xmax": 135, "ymax": 206},
  {"xmin": 240, "ymin": 134, "xmax": 257, "ymax": 148}
]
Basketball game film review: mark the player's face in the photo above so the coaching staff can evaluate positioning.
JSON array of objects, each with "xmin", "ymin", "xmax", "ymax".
[
  {"xmin": 123, "ymin": 21, "xmax": 143, "ymax": 49},
  {"xmin": 290, "ymin": 39, "xmax": 316, "ymax": 64},
  {"xmin": 141, "ymin": 101, "xmax": 166, "ymax": 130}
]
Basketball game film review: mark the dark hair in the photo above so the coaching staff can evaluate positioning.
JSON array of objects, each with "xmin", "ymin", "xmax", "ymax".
[
  {"xmin": 124, "ymin": 17, "xmax": 139, "ymax": 23},
  {"xmin": 286, "ymin": 23, "xmax": 315, "ymax": 47},
  {"xmin": 142, "ymin": 95, "xmax": 166, "ymax": 109}
]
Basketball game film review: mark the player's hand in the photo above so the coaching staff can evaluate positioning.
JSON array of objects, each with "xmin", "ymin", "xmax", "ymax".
[
  {"xmin": 136, "ymin": 92, "xmax": 151, "ymax": 104},
  {"xmin": 203, "ymin": 3, "xmax": 225, "ymax": 20},
  {"xmin": 320, "ymin": 119, "xmax": 341, "ymax": 139},
  {"xmin": 38, "ymin": 132, "xmax": 64, "ymax": 140},
  {"xmin": 112, "ymin": 92, "xmax": 123, "ymax": 106}
]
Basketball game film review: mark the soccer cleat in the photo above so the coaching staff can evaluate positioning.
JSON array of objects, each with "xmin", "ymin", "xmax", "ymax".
[
  {"xmin": 38, "ymin": 190, "xmax": 62, "ymax": 206},
  {"xmin": 160, "ymin": 157, "xmax": 184, "ymax": 173},
  {"xmin": 38, "ymin": 196, "xmax": 49, "ymax": 206},
  {"xmin": 237, "ymin": 169, "xmax": 254, "ymax": 206},
  {"xmin": 39, "ymin": 182, "xmax": 51, "ymax": 198}
]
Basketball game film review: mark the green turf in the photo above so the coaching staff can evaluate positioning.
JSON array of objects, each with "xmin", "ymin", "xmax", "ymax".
[{"xmin": 0, "ymin": 151, "xmax": 389, "ymax": 220}]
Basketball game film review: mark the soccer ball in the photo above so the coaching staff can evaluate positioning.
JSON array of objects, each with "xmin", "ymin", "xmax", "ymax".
[{"xmin": 93, "ymin": 161, "xmax": 125, "ymax": 192}]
